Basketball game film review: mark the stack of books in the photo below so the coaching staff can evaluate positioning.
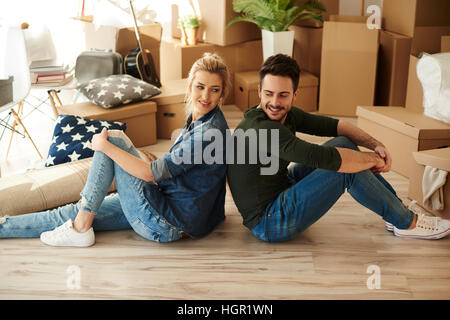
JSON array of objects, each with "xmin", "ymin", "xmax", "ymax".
[{"xmin": 30, "ymin": 60, "xmax": 74, "ymax": 87}]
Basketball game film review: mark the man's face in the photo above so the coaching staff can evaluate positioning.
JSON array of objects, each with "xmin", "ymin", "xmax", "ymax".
[{"xmin": 258, "ymin": 74, "xmax": 298, "ymax": 123}]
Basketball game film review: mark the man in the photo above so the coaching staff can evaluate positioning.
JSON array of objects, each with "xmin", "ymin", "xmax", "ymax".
[{"xmin": 227, "ymin": 54, "xmax": 450, "ymax": 242}]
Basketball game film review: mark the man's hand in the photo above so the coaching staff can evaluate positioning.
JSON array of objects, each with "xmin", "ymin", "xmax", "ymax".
[
  {"xmin": 372, "ymin": 145, "xmax": 392, "ymax": 174},
  {"xmin": 91, "ymin": 128, "xmax": 109, "ymax": 152}
]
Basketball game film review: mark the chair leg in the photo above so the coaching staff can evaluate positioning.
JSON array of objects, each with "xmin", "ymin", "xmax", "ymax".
[
  {"xmin": 5, "ymin": 101, "xmax": 24, "ymax": 159},
  {"xmin": 47, "ymin": 90, "xmax": 61, "ymax": 119},
  {"xmin": 9, "ymin": 107, "xmax": 43, "ymax": 159}
]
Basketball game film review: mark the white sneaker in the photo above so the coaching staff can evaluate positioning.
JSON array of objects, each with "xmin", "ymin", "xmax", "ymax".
[
  {"xmin": 386, "ymin": 222, "xmax": 394, "ymax": 232},
  {"xmin": 40, "ymin": 219, "xmax": 95, "ymax": 247},
  {"xmin": 385, "ymin": 200, "xmax": 418, "ymax": 232},
  {"xmin": 394, "ymin": 213, "xmax": 450, "ymax": 240}
]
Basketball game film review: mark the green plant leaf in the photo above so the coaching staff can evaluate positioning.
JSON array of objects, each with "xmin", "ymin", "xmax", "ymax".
[
  {"xmin": 277, "ymin": 0, "xmax": 291, "ymax": 10},
  {"xmin": 228, "ymin": 0, "xmax": 325, "ymax": 30},
  {"xmin": 296, "ymin": 11, "xmax": 324, "ymax": 23},
  {"xmin": 298, "ymin": 0, "xmax": 326, "ymax": 12},
  {"xmin": 227, "ymin": 15, "xmax": 260, "ymax": 28},
  {"xmin": 233, "ymin": 0, "xmax": 275, "ymax": 20}
]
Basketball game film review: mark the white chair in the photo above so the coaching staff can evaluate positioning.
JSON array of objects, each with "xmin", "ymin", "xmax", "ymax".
[{"xmin": 0, "ymin": 24, "xmax": 42, "ymax": 160}]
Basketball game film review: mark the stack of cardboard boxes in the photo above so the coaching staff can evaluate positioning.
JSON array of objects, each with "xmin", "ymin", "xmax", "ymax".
[
  {"xmin": 355, "ymin": 0, "xmax": 450, "ymax": 218},
  {"xmin": 165, "ymin": 0, "xmax": 322, "ymax": 114},
  {"xmin": 164, "ymin": 0, "xmax": 262, "ymax": 107},
  {"xmin": 318, "ymin": 14, "xmax": 380, "ymax": 116},
  {"xmin": 59, "ymin": 22, "xmax": 164, "ymax": 147}
]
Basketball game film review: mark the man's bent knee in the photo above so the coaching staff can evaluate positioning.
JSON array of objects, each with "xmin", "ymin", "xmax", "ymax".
[{"xmin": 324, "ymin": 136, "xmax": 359, "ymax": 151}]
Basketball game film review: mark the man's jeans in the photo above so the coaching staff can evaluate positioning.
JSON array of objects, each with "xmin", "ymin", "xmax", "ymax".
[
  {"xmin": 251, "ymin": 136, "xmax": 414, "ymax": 242},
  {"xmin": 0, "ymin": 130, "xmax": 183, "ymax": 243}
]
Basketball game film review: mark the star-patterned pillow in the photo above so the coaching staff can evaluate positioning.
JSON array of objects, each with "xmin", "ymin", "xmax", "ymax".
[
  {"xmin": 45, "ymin": 114, "xmax": 127, "ymax": 167},
  {"xmin": 77, "ymin": 74, "xmax": 161, "ymax": 108}
]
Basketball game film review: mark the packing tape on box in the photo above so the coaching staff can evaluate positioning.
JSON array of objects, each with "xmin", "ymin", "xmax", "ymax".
[{"xmin": 417, "ymin": 52, "xmax": 450, "ymax": 123}]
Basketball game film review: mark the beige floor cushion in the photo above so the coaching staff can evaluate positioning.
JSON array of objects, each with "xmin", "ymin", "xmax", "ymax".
[{"xmin": 0, "ymin": 149, "xmax": 156, "ymax": 217}]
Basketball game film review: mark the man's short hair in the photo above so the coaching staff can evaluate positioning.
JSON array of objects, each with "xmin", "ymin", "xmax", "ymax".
[{"xmin": 259, "ymin": 54, "xmax": 301, "ymax": 93}]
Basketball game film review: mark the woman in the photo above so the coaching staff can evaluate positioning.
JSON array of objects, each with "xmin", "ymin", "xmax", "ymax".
[{"xmin": 0, "ymin": 53, "xmax": 231, "ymax": 246}]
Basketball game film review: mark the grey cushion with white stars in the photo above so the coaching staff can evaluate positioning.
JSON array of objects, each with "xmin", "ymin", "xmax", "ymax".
[
  {"xmin": 77, "ymin": 74, "xmax": 161, "ymax": 108},
  {"xmin": 45, "ymin": 114, "xmax": 126, "ymax": 167}
]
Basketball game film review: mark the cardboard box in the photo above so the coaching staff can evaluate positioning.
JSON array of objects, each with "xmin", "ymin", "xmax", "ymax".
[
  {"xmin": 409, "ymin": 148, "xmax": 450, "ymax": 219},
  {"xmin": 441, "ymin": 36, "xmax": 450, "ymax": 52},
  {"xmin": 171, "ymin": 0, "xmax": 261, "ymax": 46},
  {"xmin": 318, "ymin": 16, "xmax": 379, "ymax": 117},
  {"xmin": 161, "ymin": 38, "xmax": 263, "ymax": 104},
  {"xmin": 289, "ymin": 25, "xmax": 323, "ymax": 77},
  {"xmin": 151, "ymin": 78, "xmax": 188, "ymax": 139},
  {"xmin": 405, "ymin": 54, "xmax": 424, "ymax": 113},
  {"xmin": 375, "ymin": 31, "xmax": 412, "ymax": 106},
  {"xmin": 234, "ymin": 70, "xmax": 319, "ymax": 112},
  {"xmin": 382, "ymin": 0, "xmax": 450, "ymax": 37},
  {"xmin": 382, "ymin": 0, "xmax": 450, "ymax": 55},
  {"xmin": 115, "ymin": 23, "xmax": 162, "ymax": 80},
  {"xmin": 356, "ymin": 106, "xmax": 450, "ymax": 178},
  {"xmin": 293, "ymin": 0, "xmax": 339, "ymax": 28},
  {"xmin": 411, "ymin": 26, "xmax": 450, "ymax": 55},
  {"xmin": 58, "ymin": 101, "xmax": 157, "ymax": 147}
]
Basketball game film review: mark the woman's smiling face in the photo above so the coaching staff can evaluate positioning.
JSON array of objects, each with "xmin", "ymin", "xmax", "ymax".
[{"xmin": 190, "ymin": 70, "xmax": 223, "ymax": 121}]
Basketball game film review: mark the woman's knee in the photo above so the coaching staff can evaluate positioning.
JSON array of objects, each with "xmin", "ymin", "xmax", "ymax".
[{"xmin": 107, "ymin": 130, "xmax": 134, "ymax": 150}]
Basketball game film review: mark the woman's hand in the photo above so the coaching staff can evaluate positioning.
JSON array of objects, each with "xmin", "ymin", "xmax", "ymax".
[{"xmin": 91, "ymin": 128, "xmax": 109, "ymax": 152}]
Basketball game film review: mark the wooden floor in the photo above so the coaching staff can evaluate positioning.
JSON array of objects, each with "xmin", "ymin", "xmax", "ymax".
[{"xmin": 1, "ymin": 101, "xmax": 450, "ymax": 300}]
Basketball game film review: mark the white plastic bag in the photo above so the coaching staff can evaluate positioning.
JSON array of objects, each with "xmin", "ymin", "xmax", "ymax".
[{"xmin": 417, "ymin": 52, "xmax": 450, "ymax": 123}]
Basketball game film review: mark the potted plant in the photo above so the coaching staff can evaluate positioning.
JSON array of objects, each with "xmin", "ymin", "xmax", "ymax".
[
  {"xmin": 178, "ymin": 15, "xmax": 201, "ymax": 46},
  {"xmin": 228, "ymin": 0, "xmax": 325, "ymax": 61}
]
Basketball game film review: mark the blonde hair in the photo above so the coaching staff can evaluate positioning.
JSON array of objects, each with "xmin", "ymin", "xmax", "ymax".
[{"xmin": 185, "ymin": 52, "xmax": 231, "ymax": 115}]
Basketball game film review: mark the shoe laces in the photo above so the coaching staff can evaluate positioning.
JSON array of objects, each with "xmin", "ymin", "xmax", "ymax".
[
  {"xmin": 407, "ymin": 201, "xmax": 441, "ymax": 231},
  {"xmin": 415, "ymin": 214, "xmax": 439, "ymax": 232},
  {"xmin": 49, "ymin": 220, "xmax": 73, "ymax": 237},
  {"xmin": 407, "ymin": 200, "xmax": 422, "ymax": 214}
]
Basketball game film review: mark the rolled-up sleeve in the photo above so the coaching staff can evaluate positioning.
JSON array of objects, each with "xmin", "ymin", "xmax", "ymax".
[{"xmin": 150, "ymin": 157, "xmax": 172, "ymax": 183}]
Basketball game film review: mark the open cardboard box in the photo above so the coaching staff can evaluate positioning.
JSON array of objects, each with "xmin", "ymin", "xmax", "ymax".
[
  {"xmin": 382, "ymin": 0, "xmax": 450, "ymax": 55},
  {"xmin": 375, "ymin": 30, "xmax": 412, "ymax": 106},
  {"xmin": 318, "ymin": 15, "xmax": 379, "ymax": 117},
  {"xmin": 356, "ymin": 106, "xmax": 450, "ymax": 178},
  {"xmin": 234, "ymin": 70, "xmax": 318, "ymax": 112},
  {"xmin": 160, "ymin": 38, "xmax": 263, "ymax": 104},
  {"xmin": 409, "ymin": 148, "xmax": 450, "ymax": 219}
]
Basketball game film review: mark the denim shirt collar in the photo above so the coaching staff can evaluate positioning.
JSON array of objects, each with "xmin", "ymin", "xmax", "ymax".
[{"xmin": 185, "ymin": 106, "xmax": 219, "ymax": 131}]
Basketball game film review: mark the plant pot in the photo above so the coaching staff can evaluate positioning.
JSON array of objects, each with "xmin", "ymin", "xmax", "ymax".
[
  {"xmin": 261, "ymin": 29, "xmax": 294, "ymax": 61},
  {"xmin": 186, "ymin": 28, "xmax": 199, "ymax": 46}
]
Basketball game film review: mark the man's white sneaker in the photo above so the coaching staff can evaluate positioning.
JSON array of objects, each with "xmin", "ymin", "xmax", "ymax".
[
  {"xmin": 394, "ymin": 213, "xmax": 450, "ymax": 240},
  {"xmin": 385, "ymin": 200, "xmax": 419, "ymax": 232},
  {"xmin": 386, "ymin": 222, "xmax": 394, "ymax": 232},
  {"xmin": 40, "ymin": 219, "xmax": 95, "ymax": 247}
]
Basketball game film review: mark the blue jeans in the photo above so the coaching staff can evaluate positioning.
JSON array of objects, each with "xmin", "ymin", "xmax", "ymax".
[
  {"xmin": 251, "ymin": 136, "xmax": 415, "ymax": 242},
  {"xmin": 0, "ymin": 130, "xmax": 183, "ymax": 243}
]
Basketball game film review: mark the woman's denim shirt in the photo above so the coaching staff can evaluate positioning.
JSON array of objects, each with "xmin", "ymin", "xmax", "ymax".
[{"xmin": 146, "ymin": 106, "xmax": 229, "ymax": 238}]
